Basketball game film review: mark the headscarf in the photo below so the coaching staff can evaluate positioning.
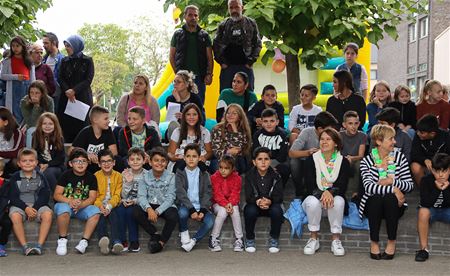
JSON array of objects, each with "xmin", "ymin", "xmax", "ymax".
[{"xmin": 64, "ymin": 35, "xmax": 85, "ymax": 58}]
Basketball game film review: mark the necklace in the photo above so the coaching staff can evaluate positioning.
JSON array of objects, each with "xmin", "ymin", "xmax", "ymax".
[{"xmin": 372, "ymin": 148, "xmax": 396, "ymax": 179}]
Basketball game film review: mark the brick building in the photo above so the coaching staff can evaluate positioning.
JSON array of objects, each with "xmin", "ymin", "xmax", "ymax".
[{"xmin": 377, "ymin": 0, "xmax": 450, "ymax": 99}]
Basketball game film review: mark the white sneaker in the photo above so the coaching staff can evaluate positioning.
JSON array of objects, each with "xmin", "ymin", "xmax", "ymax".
[
  {"xmin": 304, "ymin": 238, "xmax": 320, "ymax": 255},
  {"xmin": 56, "ymin": 238, "xmax": 68, "ymax": 256},
  {"xmin": 98, "ymin": 236, "xmax": 110, "ymax": 255},
  {"xmin": 75, "ymin": 239, "xmax": 89, "ymax": 254},
  {"xmin": 233, "ymin": 238, "xmax": 244, "ymax": 252},
  {"xmin": 181, "ymin": 238, "xmax": 196, "ymax": 252},
  {"xmin": 180, "ymin": 230, "xmax": 190, "ymax": 245},
  {"xmin": 331, "ymin": 239, "xmax": 345, "ymax": 256}
]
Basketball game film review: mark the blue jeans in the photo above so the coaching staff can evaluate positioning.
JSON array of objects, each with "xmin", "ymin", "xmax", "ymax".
[
  {"xmin": 54, "ymin": 203, "xmax": 100, "ymax": 220},
  {"xmin": 219, "ymin": 64, "xmax": 255, "ymax": 92},
  {"xmin": 429, "ymin": 207, "xmax": 450, "ymax": 223},
  {"xmin": 96, "ymin": 208, "xmax": 120, "ymax": 243},
  {"xmin": 116, "ymin": 204, "xmax": 139, "ymax": 243},
  {"xmin": 178, "ymin": 205, "xmax": 214, "ymax": 242},
  {"xmin": 194, "ymin": 77, "xmax": 206, "ymax": 105},
  {"xmin": 12, "ymin": 80, "xmax": 30, "ymax": 123}
]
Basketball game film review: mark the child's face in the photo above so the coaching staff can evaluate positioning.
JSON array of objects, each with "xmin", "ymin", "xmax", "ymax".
[
  {"xmin": 417, "ymin": 131, "xmax": 436, "ymax": 141},
  {"xmin": 127, "ymin": 112, "xmax": 145, "ymax": 133},
  {"xmin": 343, "ymin": 117, "xmax": 360, "ymax": 135},
  {"xmin": 11, "ymin": 41, "xmax": 22, "ymax": 55},
  {"xmin": 232, "ymin": 75, "xmax": 248, "ymax": 95},
  {"xmin": 374, "ymin": 84, "xmax": 389, "ymax": 102},
  {"xmin": 253, "ymin": 152, "xmax": 271, "ymax": 173},
  {"xmin": 431, "ymin": 168, "xmax": 449, "ymax": 183},
  {"xmin": 133, "ymin": 77, "xmax": 147, "ymax": 95},
  {"xmin": 218, "ymin": 161, "xmax": 233, "ymax": 178},
  {"xmin": 29, "ymin": 87, "xmax": 43, "ymax": 104},
  {"xmin": 18, "ymin": 154, "xmax": 38, "ymax": 172},
  {"xmin": 185, "ymin": 108, "xmax": 199, "ymax": 127},
  {"xmin": 261, "ymin": 115, "xmax": 279, "ymax": 133},
  {"xmin": 225, "ymin": 107, "xmax": 239, "ymax": 124},
  {"xmin": 428, "ymin": 84, "xmax": 443, "ymax": 102},
  {"xmin": 69, "ymin": 157, "xmax": 89, "ymax": 175},
  {"xmin": 0, "ymin": 118, "xmax": 8, "ymax": 128},
  {"xmin": 93, "ymin": 113, "xmax": 110, "ymax": 130},
  {"xmin": 149, "ymin": 154, "xmax": 167, "ymax": 174},
  {"xmin": 128, "ymin": 153, "xmax": 145, "ymax": 171},
  {"xmin": 98, "ymin": 155, "xmax": 115, "ymax": 173},
  {"xmin": 344, "ymin": 48, "xmax": 357, "ymax": 63},
  {"xmin": 42, "ymin": 117, "xmax": 55, "ymax": 134},
  {"xmin": 184, "ymin": 149, "xmax": 200, "ymax": 170},
  {"xmin": 300, "ymin": 89, "xmax": 315, "ymax": 106},
  {"xmin": 398, "ymin": 89, "xmax": 411, "ymax": 104},
  {"xmin": 262, "ymin": 89, "xmax": 277, "ymax": 106}
]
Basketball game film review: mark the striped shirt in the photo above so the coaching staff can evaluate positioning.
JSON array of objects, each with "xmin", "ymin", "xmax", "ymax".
[{"xmin": 358, "ymin": 150, "xmax": 414, "ymax": 218}]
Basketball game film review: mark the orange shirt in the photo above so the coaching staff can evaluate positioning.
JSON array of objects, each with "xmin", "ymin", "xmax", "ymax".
[{"xmin": 11, "ymin": 56, "xmax": 30, "ymax": 80}]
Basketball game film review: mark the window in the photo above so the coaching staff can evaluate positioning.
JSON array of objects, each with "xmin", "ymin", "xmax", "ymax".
[
  {"xmin": 408, "ymin": 23, "xmax": 417, "ymax": 43},
  {"xmin": 419, "ymin": 17, "xmax": 428, "ymax": 38},
  {"xmin": 418, "ymin": 63, "xmax": 428, "ymax": 72},
  {"xmin": 407, "ymin": 65, "xmax": 416, "ymax": 74},
  {"xmin": 418, "ymin": 76, "xmax": 427, "ymax": 92},
  {"xmin": 407, "ymin": 78, "xmax": 417, "ymax": 100},
  {"xmin": 370, "ymin": 69, "xmax": 377, "ymax": 80}
]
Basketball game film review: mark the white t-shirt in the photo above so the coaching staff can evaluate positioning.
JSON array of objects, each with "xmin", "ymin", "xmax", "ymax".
[
  {"xmin": 170, "ymin": 126, "xmax": 211, "ymax": 156},
  {"xmin": 288, "ymin": 104, "xmax": 322, "ymax": 131},
  {"xmin": 45, "ymin": 55, "xmax": 57, "ymax": 73}
]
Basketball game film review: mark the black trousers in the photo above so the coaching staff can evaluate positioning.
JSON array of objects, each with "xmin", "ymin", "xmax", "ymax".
[
  {"xmin": 0, "ymin": 215, "xmax": 12, "ymax": 245},
  {"xmin": 133, "ymin": 205, "xmax": 178, "ymax": 243},
  {"xmin": 244, "ymin": 203, "xmax": 284, "ymax": 240},
  {"xmin": 365, "ymin": 194, "xmax": 404, "ymax": 242}
]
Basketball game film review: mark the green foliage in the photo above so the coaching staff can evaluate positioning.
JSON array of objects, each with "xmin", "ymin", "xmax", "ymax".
[
  {"xmin": 164, "ymin": 0, "xmax": 428, "ymax": 69},
  {"xmin": 0, "ymin": 0, "xmax": 53, "ymax": 46}
]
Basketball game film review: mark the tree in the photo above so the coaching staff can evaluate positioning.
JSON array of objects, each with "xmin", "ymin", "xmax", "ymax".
[
  {"xmin": 0, "ymin": 0, "xmax": 53, "ymax": 46},
  {"xmin": 78, "ymin": 23, "xmax": 133, "ymax": 110},
  {"xmin": 163, "ymin": 0, "xmax": 427, "ymax": 109},
  {"xmin": 127, "ymin": 15, "xmax": 172, "ymax": 85}
]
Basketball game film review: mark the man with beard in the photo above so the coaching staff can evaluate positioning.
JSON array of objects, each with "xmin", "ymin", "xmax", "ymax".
[
  {"xmin": 213, "ymin": 0, "xmax": 262, "ymax": 93},
  {"xmin": 42, "ymin": 32, "xmax": 65, "ymax": 109},
  {"xmin": 170, "ymin": 5, "xmax": 213, "ymax": 105}
]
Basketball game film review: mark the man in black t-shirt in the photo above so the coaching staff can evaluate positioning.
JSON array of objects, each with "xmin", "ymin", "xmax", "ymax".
[
  {"xmin": 53, "ymin": 148, "xmax": 100, "ymax": 256},
  {"xmin": 213, "ymin": 0, "xmax": 261, "ymax": 92}
]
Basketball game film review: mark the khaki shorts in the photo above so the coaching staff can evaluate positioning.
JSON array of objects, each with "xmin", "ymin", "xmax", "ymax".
[{"xmin": 9, "ymin": 206, "xmax": 52, "ymax": 222}]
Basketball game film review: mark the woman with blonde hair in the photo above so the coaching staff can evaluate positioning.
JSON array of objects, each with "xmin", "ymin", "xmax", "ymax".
[{"xmin": 116, "ymin": 74, "xmax": 160, "ymax": 127}]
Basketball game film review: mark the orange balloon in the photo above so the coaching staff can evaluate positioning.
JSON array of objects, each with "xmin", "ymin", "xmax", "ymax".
[{"xmin": 272, "ymin": 59, "xmax": 285, "ymax": 73}]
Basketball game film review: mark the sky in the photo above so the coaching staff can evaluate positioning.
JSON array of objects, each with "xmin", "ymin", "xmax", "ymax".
[{"xmin": 35, "ymin": 0, "xmax": 173, "ymax": 45}]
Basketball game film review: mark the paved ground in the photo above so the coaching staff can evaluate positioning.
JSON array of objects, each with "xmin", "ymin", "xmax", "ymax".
[{"xmin": 1, "ymin": 248, "xmax": 449, "ymax": 275}]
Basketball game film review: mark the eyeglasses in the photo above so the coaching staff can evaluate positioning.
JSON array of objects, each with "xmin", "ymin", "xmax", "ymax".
[
  {"xmin": 99, "ymin": 160, "xmax": 114, "ymax": 165},
  {"xmin": 71, "ymin": 159, "xmax": 88, "ymax": 165}
]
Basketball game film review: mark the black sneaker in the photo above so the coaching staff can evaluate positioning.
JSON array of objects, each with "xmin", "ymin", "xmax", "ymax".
[
  {"xmin": 129, "ymin": 241, "xmax": 140, "ymax": 253},
  {"xmin": 148, "ymin": 240, "xmax": 163, "ymax": 254},
  {"xmin": 415, "ymin": 249, "xmax": 429, "ymax": 262}
]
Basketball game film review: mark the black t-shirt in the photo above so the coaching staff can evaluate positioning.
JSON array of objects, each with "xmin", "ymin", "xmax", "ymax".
[
  {"xmin": 57, "ymin": 170, "xmax": 98, "ymax": 200},
  {"xmin": 72, "ymin": 126, "xmax": 116, "ymax": 154},
  {"xmin": 223, "ymin": 22, "xmax": 246, "ymax": 65}
]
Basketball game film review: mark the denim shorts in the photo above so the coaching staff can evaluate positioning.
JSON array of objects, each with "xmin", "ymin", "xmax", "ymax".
[
  {"xmin": 429, "ymin": 207, "xmax": 450, "ymax": 224},
  {"xmin": 54, "ymin": 203, "xmax": 100, "ymax": 221}
]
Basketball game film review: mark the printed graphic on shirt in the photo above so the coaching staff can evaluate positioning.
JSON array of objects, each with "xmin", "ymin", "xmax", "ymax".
[
  {"xmin": 87, "ymin": 143, "xmax": 104, "ymax": 154},
  {"xmin": 63, "ymin": 181, "xmax": 90, "ymax": 200},
  {"xmin": 257, "ymin": 134, "xmax": 283, "ymax": 151},
  {"xmin": 296, "ymin": 114, "xmax": 316, "ymax": 130},
  {"xmin": 434, "ymin": 191, "xmax": 444, "ymax": 208}
]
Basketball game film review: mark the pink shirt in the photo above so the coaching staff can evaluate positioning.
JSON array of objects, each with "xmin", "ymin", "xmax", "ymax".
[{"xmin": 127, "ymin": 97, "xmax": 152, "ymax": 122}]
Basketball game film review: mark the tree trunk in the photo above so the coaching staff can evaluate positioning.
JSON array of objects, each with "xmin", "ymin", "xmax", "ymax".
[{"xmin": 285, "ymin": 53, "xmax": 300, "ymax": 111}]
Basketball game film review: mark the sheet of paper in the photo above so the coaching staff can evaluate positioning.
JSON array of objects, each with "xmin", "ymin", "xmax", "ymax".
[
  {"xmin": 166, "ymin": 102, "xmax": 181, "ymax": 122},
  {"xmin": 64, "ymin": 100, "xmax": 90, "ymax": 121}
]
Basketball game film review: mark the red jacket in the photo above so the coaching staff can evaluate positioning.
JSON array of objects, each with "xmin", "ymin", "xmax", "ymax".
[{"xmin": 211, "ymin": 171, "xmax": 241, "ymax": 207}]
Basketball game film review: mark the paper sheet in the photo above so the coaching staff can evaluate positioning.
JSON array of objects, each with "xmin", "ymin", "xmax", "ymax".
[
  {"xmin": 64, "ymin": 100, "xmax": 90, "ymax": 121},
  {"xmin": 166, "ymin": 102, "xmax": 181, "ymax": 122}
]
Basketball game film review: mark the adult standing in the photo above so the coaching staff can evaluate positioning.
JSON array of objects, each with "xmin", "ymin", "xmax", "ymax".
[
  {"xmin": 29, "ymin": 44, "xmax": 55, "ymax": 96},
  {"xmin": 213, "ymin": 0, "xmax": 261, "ymax": 92},
  {"xmin": 57, "ymin": 35, "xmax": 94, "ymax": 143},
  {"xmin": 169, "ymin": 5, "xmax": 213, "ymax": 105},
  {"xmin": 42, "ymin": 32, "xmax": 65, "ymax": 109}
]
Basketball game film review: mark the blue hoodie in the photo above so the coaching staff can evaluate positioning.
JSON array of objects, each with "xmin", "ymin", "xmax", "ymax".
[{"xmin": 64, "ymin": 35, "xmax": 85, "ymax": 58}]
